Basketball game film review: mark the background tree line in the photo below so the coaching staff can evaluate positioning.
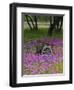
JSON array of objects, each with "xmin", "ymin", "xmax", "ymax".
[{"xmin": 24, "ymin": 15, "xmax": 63, "ymax": 36}]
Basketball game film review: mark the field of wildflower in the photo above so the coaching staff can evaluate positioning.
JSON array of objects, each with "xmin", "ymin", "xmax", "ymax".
[
  {"xmin": 22, "ymin": 15, "xmax": 63, "ymax": 75},
  {"xmin": 22, "ymin": 33, "xmax": 63, "ymax": 75}
]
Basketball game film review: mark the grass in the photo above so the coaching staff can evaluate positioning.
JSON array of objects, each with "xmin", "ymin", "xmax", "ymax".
[
  {"xmin": 24, "ymin": 28, "xmax": 63, "ymax": 42},
  {"xmin": 43, "ymin": 61, "xmax": 63, "ymax": 74}
]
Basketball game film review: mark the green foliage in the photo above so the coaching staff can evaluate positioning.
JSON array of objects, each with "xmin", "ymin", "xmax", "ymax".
[
  {"xmin": 24, "ymin": 28, "xmax": 63, "ymax": 42},
  {"xmin": 24, "ymin": 15, "xmax": 50, "ymax": 22},
  {"xmin": 24, "ymin": 28, "xmax": 48, "ymax": 41}
]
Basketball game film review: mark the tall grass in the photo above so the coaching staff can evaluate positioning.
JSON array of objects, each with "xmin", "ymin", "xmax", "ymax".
[{"xmin": 24, "ymin": 28, "xmax": 63, "ymax": 42}]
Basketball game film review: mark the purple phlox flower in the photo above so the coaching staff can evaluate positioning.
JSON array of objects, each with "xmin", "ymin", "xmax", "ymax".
[
  {"xmin": 31, "ymin": 69, "xmax": 39, "ymax": 74},
  {"xmin": 49, "ymin": 38, "xmax": 63, "ymax": 46}
]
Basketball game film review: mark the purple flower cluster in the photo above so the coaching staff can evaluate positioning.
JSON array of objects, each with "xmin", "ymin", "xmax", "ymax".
[
  {"xmin": 25, "ymin": 38, "xmax": 63, "ymax": 49},
  {"xmin": 23, "ymin": 38, "xmax": 63, "ymax": 75},
  {"xmin": 49, "ymin": 39, "xmax": 63, "ymax": 46}
]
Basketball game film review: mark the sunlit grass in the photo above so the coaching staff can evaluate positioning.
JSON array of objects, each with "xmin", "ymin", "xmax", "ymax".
[{"xmin": 24, "ymin": 28, "xmax": 63, "ymax": 42}]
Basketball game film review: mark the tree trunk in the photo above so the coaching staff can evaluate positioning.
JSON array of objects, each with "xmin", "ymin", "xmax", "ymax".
[
  {"xmin": 25, "ymin": 15, "xmax": 36, "ymax": 30},
  {"xmin": 25, "ymin": 15, "xmax": 33, "ymax": 30},
  {"xmin": 34, "ymin": 16, "xmax": 38, "ymax": 30}
]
